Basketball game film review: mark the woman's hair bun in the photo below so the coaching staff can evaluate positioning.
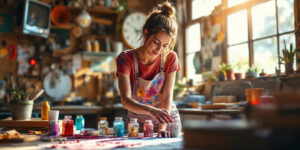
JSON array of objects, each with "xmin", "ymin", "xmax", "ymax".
[{"xmin": 158, "ymin": 2, "xmax": 175, "ymax": 17}]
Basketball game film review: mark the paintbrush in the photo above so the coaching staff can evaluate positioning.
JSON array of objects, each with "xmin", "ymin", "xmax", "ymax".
[
  {"xmin": 31, "ymin": 89, "xmax": 44, "ymax": 101},
  {"xmin": 28, "ymin": 86, "xmax": 38, "ymax": 100}
]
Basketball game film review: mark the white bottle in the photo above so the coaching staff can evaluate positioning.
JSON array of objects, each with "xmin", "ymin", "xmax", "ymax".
[{"xmin": 98, "ymin": 117, "xmax": 108, "ymax": 137}]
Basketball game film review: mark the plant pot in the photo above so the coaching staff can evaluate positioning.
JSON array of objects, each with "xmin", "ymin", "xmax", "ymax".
[
  {"xmin": 245, "ymin": 72, "xmax": 258, "ymax": 79},
  {"xmin": 259, "ymin": 73, "xmax": 266, "ymax": 77},
  {"xmin": 234, "ymin": 73, "xmax": 243, "ymax": 80},
  {"xmin": 10, "ymin": 101, "xmax": 33, "ymax": 120},
  {"xmin": 226, "ymin": 70, "xmax": 234, "ymax": 81},
  {"xmin": 285, "ymin": 63, "xmax": 294, "ymax": 75}
]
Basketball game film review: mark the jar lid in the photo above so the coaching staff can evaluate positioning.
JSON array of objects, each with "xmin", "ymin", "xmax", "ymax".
[
  {"xmin": 100, "ymin": 117, "xmax": 107, "ymax": 120},
  {"xmin": 115, "ymin": 117, "xmax": 122, "ymax": 121},
  {"xmin": 130, "ymin": 118, "xmax": 137, "ymax": 122},
  {"xmin": 145, "ymin": 120, "xmax": 152, "ymax": 123}
]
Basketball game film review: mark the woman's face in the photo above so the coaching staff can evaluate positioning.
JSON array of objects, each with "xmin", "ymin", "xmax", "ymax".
[{"xmin": 143, "ymin": 31, "xmax": 172, "ymax": 58}]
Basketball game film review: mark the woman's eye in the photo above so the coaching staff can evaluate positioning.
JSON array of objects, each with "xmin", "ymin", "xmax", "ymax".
[{"xmin": 153, "ymin": 40, "xmax": 159, "ymax": 45}]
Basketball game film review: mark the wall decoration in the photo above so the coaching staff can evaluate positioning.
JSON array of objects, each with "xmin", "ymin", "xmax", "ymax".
[{"xmin": 0, "ymin": 13, "xmax": 13, "ymax": 33}]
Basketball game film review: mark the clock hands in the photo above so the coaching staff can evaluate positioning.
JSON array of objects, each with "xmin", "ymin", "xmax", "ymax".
[{"xmin": 126, "ymin": 22, "xmax": 140, "ymax": 34}]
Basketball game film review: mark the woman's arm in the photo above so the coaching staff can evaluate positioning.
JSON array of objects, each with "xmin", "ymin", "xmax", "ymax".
[
  {"xmin": 158, "ymin": 71, "xmax": 177, "ymax": 131},
  {"xmin": 118, "ymin": 72, "xmax": 173, "ymax": 123},
  {"xmin": 118, "ymin": 72, "xmax": 152, "ymax": 115}
]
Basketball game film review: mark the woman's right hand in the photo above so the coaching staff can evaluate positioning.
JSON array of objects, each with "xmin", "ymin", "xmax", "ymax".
[{"xmin": 149, "ymin": 108, "xmax": 173, "ymax": 124}]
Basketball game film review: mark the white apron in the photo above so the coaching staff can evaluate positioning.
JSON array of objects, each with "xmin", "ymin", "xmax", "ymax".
[{"xmin": 127, "ymin": 50, "xmax": 181, "ymax": 136}]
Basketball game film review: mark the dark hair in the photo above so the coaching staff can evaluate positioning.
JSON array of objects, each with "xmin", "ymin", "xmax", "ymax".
[{"xmin": 142, "ymin": 1, "xmax": 177, "ymax": 52}]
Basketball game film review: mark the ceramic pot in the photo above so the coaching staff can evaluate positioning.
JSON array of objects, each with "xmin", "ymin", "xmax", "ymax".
[
  {"xmin": 259, "ymin": 73, "xmax": 266, "ymax": 77},
  {"xmin": 285, "ymin": 63, "xmax": 294, "ymax": 75},
  {"xmin": 226, "ymin": 70, "xmax": 233, "ymax": 81},
  {"xmin": 10, "ymin": 101, "xmax": 33, "ymax": 120},
  {"xmin": 245, "ymin": 72, "xmax": 258, "ymax": 79},
  {"xmin": 234, "ymin": 73, "xmax": 243, "ymax": 80}
]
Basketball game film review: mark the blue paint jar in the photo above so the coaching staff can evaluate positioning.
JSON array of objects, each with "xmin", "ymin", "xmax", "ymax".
[
  {"xmin": 75, "ymin": 115, "xmax": 85, "ymax": 130},
  {"xmin": 113, "ymin": 117, "xmax": 124, "ymax": 137}
]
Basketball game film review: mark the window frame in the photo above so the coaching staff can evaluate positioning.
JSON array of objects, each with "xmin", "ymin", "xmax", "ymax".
[{"xmin": 184, "ymin": 0, "xmax": 296, "ymax": 77}]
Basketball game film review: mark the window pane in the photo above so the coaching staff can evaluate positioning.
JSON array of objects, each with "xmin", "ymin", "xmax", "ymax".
[
  {"xmin": 186, "ymin": 53, "xmax": 202, "ymax": 82},
  {"xmin": 279, "ymin": 33, "xmax": 296, "ymax": 71},
  {"xmin": 227, "ymin": 10, "xmax": 248, "ymax": 45},
  {"xmin": 192, "ymin": 0, "xmax": 221, "ymax": 19},
  {"xmin": 278, "ymin": 0, "xmax": 295, "ymax": 33},
  {"xmin": 228, "ymin": 0, "xmax": 248, "ymax": 7},
  {"xmin": 253, "ymin": 37, "xmax": 277, "ymax": 74},
  {"xmin": 228, "ymin": 43, "xmax": 249, "ymax": 72},
  {"xmin": 252, "ymin": 0, "xmax": 276, "ymax": 39},
  {"xmin": 186, "ymin": 23, "xmax": 201, "ymax": 53}
]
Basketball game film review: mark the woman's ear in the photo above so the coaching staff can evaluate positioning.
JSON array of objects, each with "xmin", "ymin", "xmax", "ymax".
[{"xmin": 143, "ymin": 29, "xmax": 148, "ymax": 38}]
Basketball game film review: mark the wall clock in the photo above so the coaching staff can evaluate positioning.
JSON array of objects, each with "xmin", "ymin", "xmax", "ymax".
[{"xmin": 121, "ymin": 12, "xmax": 147, "ymax": 49}]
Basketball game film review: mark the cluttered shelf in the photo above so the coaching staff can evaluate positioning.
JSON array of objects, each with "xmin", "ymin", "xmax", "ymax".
[{"xmin": 67, "ymin": 6, "xmax": 117, "ymax": 15}]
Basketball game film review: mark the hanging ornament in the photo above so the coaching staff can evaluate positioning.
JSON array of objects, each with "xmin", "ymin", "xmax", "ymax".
[{"xmin": 76, "ymin": 9, "xmax": 91, "ymax": 28}]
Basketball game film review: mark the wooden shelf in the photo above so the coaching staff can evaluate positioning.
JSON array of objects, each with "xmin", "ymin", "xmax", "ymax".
[
  {"xmin": 79, "ymin": 51, "xmax": 118, "ymax": 60},
  {"xmin": 68, "ymin": 6, "xmax": 116, "ymax": 15},
  {"xmin": 51, "ymin": 24, "xmax": 75, "ymax": 29}
]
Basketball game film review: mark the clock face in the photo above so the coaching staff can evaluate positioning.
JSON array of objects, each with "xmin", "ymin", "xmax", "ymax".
[{"xmin": 121, "ymin": 12, "xmax": 147, "ymax": 49}]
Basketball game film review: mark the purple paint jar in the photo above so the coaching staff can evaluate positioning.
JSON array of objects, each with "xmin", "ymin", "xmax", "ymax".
[{"xmin": 49, "ymin": 120, "xmax": 60, "ymax": 136}]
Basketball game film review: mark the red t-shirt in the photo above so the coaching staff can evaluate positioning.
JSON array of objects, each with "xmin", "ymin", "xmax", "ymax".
[{"xmin": 116, "ymin": 50, "xmax": 180, "ymax": 89}]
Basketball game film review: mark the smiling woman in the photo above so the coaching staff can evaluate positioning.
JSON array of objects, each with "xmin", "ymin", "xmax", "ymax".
[{"xmin": 116, "ymin": 1, "xmax": 181, "ymax": 138}]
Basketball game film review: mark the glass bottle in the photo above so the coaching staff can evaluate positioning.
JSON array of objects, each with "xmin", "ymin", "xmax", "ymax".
[
  {"xmin": 41, "ymin": 101, "xmax": 50, "ymax": 120},
  {"xmin": 113, "ymin": 117, "xmax": 124, "ymax": 137},
  {"xmin": 128, "ymin": 118, "xmax": 139, "ymax": 137},
  {"xmin": 98, "ymin": 117, "xmax": 109, "ymax": 137},
  {"xmin": 75, "ymin": 115, "xmax": 85, "ymax": 130},
  {"xmin": 143, "ymin": 120, "xmax": 153, "ymax": 137},
  {"xmin": 62, "ymin": 115, "xmax": 74, "ymax": 136},
  {"xmin": 86, "ymin": 40, "xmax": 92, "ymax": 52},
  {"xmin": 93, "ymin": 40, "xmax": 100, "ymax": 52}
]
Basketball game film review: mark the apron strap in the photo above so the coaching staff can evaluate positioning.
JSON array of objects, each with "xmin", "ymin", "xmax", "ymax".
[
  {"xmin": 132, "ymin": 50, "xmax": 139, "ymax": 80},
  {"xmin": 160, "ymin": 52, "xmax": 165, "ymax": 72}
]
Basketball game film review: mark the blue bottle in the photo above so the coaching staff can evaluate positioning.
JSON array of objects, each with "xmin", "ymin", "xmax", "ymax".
[
  {"xmin": 75, "ymin": 115, "xmax": 85, "ymax": 130},
  {"xmin": 113, "ymin": 117, "xmax": 124, "ymax": 137}
]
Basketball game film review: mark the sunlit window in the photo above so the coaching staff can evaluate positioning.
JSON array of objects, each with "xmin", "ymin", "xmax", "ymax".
[
  {"xmin": 252, "ymin": 0, "xmax": 276, "ymax": 39},
  {"xmin": 227, "ymin": 10, "xmax": 248, "ymax": 45},
  {"xmin": 254, "ymin": 37, "xmax": 277, "ymax": 74},
  {"xmin": 228, "ymin": 0, "xmax": 248, "ymax": 7},
  {"xmin": 186, "ymin": 24, "xmax": 201, "ymax": 52},
  {"xmin": 228, "ymin": 44, "xmax": 249, "ymax": 72},
  {"xmin": 185, "ymin": 23, "xmax": 202, "ymax": 82},
  {"xmin": 278, "ymin": 0, "xmax": 294, "ymax": 33},
  {"xmin": 192, "ymin": 0, "xmax": 221, "ymax": 19},
  {"xmin": 226, "ymin": 0, "xmax": 295, "ymax": 74}
]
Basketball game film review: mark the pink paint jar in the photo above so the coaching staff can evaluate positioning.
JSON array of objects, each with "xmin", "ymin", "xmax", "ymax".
[
  {"xmin": 143, "ymin": 120, "xmax": 153, "ymax": 137},
  {"xmin": 49, "ymin": 120, "xmax": 60, "ymax": 136}
]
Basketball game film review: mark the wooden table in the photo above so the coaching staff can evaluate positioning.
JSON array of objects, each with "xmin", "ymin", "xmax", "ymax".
[
  {"xmin": 0, "ymin": 134, "xmax": 183, "ymax": 150},
  {"xmin": 178, "ymin": 108, "xmax": 244, "ymax": 120}
]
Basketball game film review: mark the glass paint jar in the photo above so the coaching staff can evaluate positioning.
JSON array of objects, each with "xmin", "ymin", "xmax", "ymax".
[
  {"xmin": 128, "ymin": 118, "xmax": 139, "ymax": 137},
  {"xmin": 75, "ymin": 115, "xmax": 85, "ymax": 130},
  {"xmin": 62, "ymin": 115, "xmax": 74, "ymax": 136},
  {"xmin": 49, "ymin": 120, "xmax": 59, "ymax": 136},
  {"xmin": 143, "ymin": 120, "xmax": 153, "ymax": 137},
  {"xmin": 113, "ymin": 117, "xmax": 124, "ymax": 137},
  {"xmin": 98, "ymin": 117, "xmax": 109, "ymax": 137}
]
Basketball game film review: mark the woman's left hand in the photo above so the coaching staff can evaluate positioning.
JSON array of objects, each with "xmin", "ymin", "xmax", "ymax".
[{"xmin": 157, "ymin": 130, "xmax": 170, "ymax": 138}]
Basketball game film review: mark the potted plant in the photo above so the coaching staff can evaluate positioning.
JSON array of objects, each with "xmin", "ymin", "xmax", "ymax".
[
  {"xmin": 245, "ymin": 65, "xmax": 258, "ymax": 79},
  {"xmin": 219, "ymin": 63, "xmax": 233, "ymax": 81},
  {"xmin": 8, "ymin": 87, "xmax": 33, "ymax": 120},
  {"xmin": 233, "ymin": 62, "xmax": 245, "ymax": 80},
  {"xmin": 259, "ymin": 69, "xmax": 266, "ymax": 77},
  {"xmin": 280, "ymin": 40, "xmax": 299, "ymax": 75}
]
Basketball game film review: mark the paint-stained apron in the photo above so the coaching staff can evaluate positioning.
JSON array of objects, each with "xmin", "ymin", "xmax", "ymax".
[{"xmin": 127, "ymin": 50, "xmax": 181, "ymax": 137}]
